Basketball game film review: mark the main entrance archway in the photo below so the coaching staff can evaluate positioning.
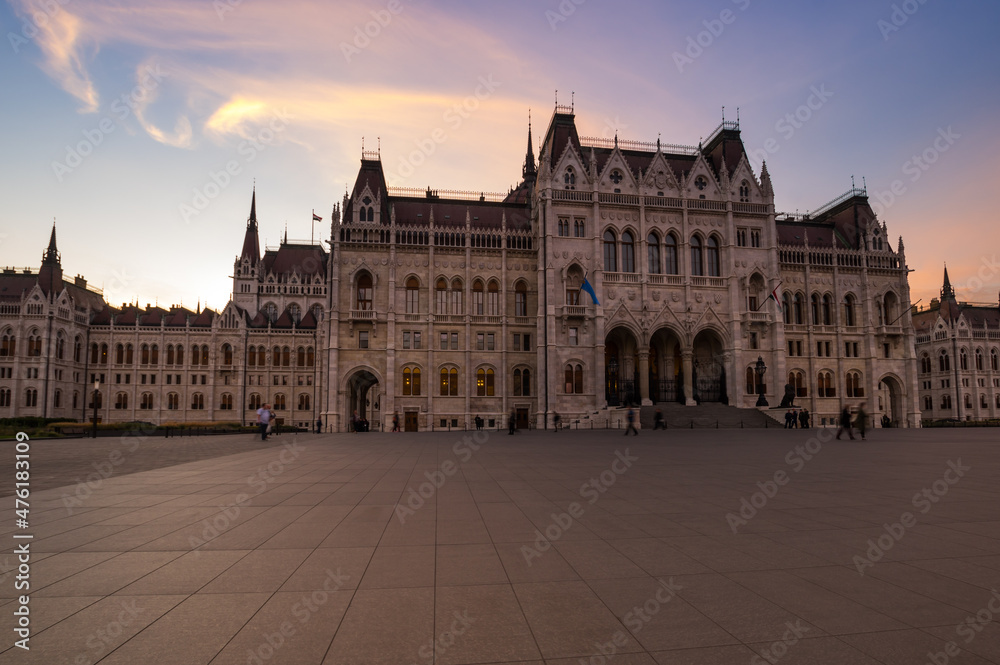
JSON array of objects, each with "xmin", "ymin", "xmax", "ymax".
[
  {"xmin": 605, "ymin": 326, "xmax": 639, "ymax": 406},
  {"xmin": 878, "ymin": 374, "xmax": 904, "ymax": 427},
  {"xmin": 649, "ymin": 327, "xmax": 684, "ymax": 403},
  {"xmin": 692, "ymin": 329, "xmax": 727, "ymax": 404},
  {"xmin": 346, "ymin": 369, "xmax": 381, "ymax": 431}
]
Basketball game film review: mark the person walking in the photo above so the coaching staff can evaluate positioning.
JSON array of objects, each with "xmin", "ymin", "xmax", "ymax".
[
  {"xmin": 856, "ymin": 402, "xmax": 868, "ymax": 441},
  {"xmin": 315, "ymin": 417, "xmax": 322, "ymax": 434},
  {"xmin": 653, "ymin": 409, "xmax": 666, "ymax": 430},
  {"xmin": 836, "ymin": 405, "xmax": 855, "ymax": 440},
  {"xmin": 508, "ymin": 409, "xmax": 516, "ymax": 435},
  {"xmin": 392, "ymin": 411, "xmax": 400, "ymax": 432},
  {"xmin": 553, "ymin": 411, "xmax": 561, "ymax": 432},
  {"xmin": 351, "ymin": 410, "xmax": 359, "ymax": 433},
  {"xmin": 624, "ymin": 407, "xmax": 639, "ymax": 436},
  {"xmin": 256, "ymin": 403, "xmax": 271, "ymax": 441}
]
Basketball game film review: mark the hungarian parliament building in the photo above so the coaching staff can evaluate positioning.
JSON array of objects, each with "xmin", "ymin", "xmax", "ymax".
[{"xmin": 6, "ymin": 105, "xmax": 996, "ymax": 431}]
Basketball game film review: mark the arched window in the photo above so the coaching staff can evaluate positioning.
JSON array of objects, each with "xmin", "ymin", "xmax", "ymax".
[
  {"xmin": 810, "ymin": 294, "xmax": 821, "ymax": 326},
  {"xmin": 960, "ymin": 349, "xmax": 969, "ymax": 371},
  {"xmin": 436, "ymin": 278, "xmax": 448, "ymax": 315},
  {"xmin": 273, "ymin": 346, "xmax": 281, "ymax": 367},
  {"xmin": 191, "ymin": 393, "xmax": 205, "ymax": 410},
  {"xmin": 116, "ymin": 344, "xmax": 124, "ymax": 364},
  {"xmin": 150, "ymin": 344, "xmax": 159, "ymax": 365},
  {"xmin": 405, "ymin": 277, "xmax": 420, "ymax": 313},
  {"xmin": 274, "ymin": 393, "xmax": 286, "ymax": 410},
  {"xmin": 647, "ymin": 233, "xmax": 661, "ymax": 274},
  {"xmin": 981, "ymin": 394, "xmax": 988, "ymax": 409},
  {"xmin": 53, "ymin": 389, "xmax": 61, "ymax": 407},
  {"xmin": 307, "ymin": 347, "xmax": 315, "ymax": 366},
  {"xmin": 289, "ymin": 303, "xmax": 301, "ymax": 324},
  {"xmin": 565, "ymin": 364, "xmax": 583, "ymax": 393},
  {"xmin": 74, "ymin": 336, "xmax": 82, "ymax": 362},
  {"xmin": 818, "ymin": 371, "xmax": 836, "ymax": 397},
  {"xmin": 88, "ymin": 389, "xmax": 102, "ymax": 409},
  {"xmin": 115, "ymin": 392, "xmax": 128, "ymax": 410},
  {"xmin": 923, "ymin": 395, "xmax": 932, "ymax": 411},
  {"xmin": 451, "ymin": 278, "xmax": 463, "ymax": 315},
  {"xmin": 90, "ymin": 342, "xmax": 99, "ymax": 364},
  {"xmin": 564, "ymin": 166, "xmax": 576, "ymax": 190},
  {"xmin": 27, "ymin": 332, "xmax": 42, "ymax": 357},
  {"xmin": 0, "ymin": 388, "xmax": 10, "ymax": 408},
  {"xmin": 621, "ymin": 231, "xmax": 636, "ymax": 273},
  {"xmin": 0, "ymin": 331, "xmax": 15, "ymax": 357},
  {"xmin": 822, "ymin": 294, "xmax": 833, "ymax": 326},
  {"xmin": 100, "ymin": 343, "xmax": 108, "ymax": 365},
  {"xmin": 789, "ymin": 370, "xmax": 807, "ymax": 397},
  {"xmin": 920, "ymin": 354, "xmax": 932, "ymax": 374},
  {"xmin": 964, "ymin": 394, "xmax": 972, "ymax": 409},
  {"xmin": 476, "ymin": 368, "xmax": 495, "ymax": 396},
  {"xmin": 513, "ymin": 368, "xmax": 522, "ymax": 396},
  {"xmin": 883, "ymin": 291, "xmax": 898, "ymax": 324},
  {"xmin": 222, "ymin": 344, "xmax": 233, "ymax": 365},
  {"xmin": 281, "ymin": 346, "xmax": 290, "ymax": 367},
  {"xmin": 690, "ymin": 236, "xmax": 703, "ymax": 276},
  {"xmin": 440, "ymin": 367, "xmax": 458, "ymax": 396},
  {"xmin": 603, "ymin": 230, "xmax": 617, "ymax": 272},
  {"xmin": 141, "ymin": 392, "xmax": 154, "ymax": 410},
  {"xmin": 192, "ymin": 344, "xmax": 201, "ymax": 366},
  {"xmin": 402, "ymin": 367, "xmax": 421, "ymax": 396},
  {"xmin": 256, "ymin": 346, "xmax": 264, "ymax": 367},
  {"xmin": 356, "ymin": 272, "xmax": 373, "ymax": 311},
  {"xmin": 514, "ymin": 281, "xmax": 528, "ymax": 317},
  {"xmin": 55, "ymin": 333, "xmax": 65, "ymax": 360},
  {"xmin": 705, "ymin": 236, "xmax": 720, "ymax": 277},
  {"xmin": 175, "ymin": 344, "xmax": 183, "ymax": 366},
  {"xmin": 220, "ymin": 393, "xmax": 232, "ymax": 410},
  {"xmin": 522, "ymin": 369, "xmax": 531, "ymax": 396},
  {"xmin": 939, "ymin": 350, "xmax": 950, "ymax": 372},
  {"xmin": 846, "ymin": 371, "xmax": 864, "ymax": 397},
  {"xmin": 141, "ymin": 344, "xmax": 150, "ymax": 365},
  {"xmin": 296, "ymin": 346, "xmax": 305, "ymax": 366},
  {"xmin": 248, "ymin": 393, "xmax": 261, "ymax": 410},
  {"xmin": 992, "ymin": 349, "xmax": 999, "ymax": 371},
  {"xmin": 746, "ymin": 366, "xmax": 756, "ymax": 394},
  {"xmin": 739, "ymin": 180, "xmax": 750, "ymax": 203},
  {"xmin": 782, "ymin": 293, "xmax": 793, "ymax": 324},
  {"xmin": 248, "ymin": 345, "xmax": 256, "ymax": 367},
  {"xmin": 941, "ymin": 394, "xmax": 952, "ymax": 409},
  {"xmin": 298, "ymin": 394, "xmax": 311, "ymax": 410},
  {"xmin": 975, "ymin": 349, "xmax": 984, "ymax": 371},
  {"xmin": 486, "ymin": 281, "xmax": 500, "ymax": 316},
  {"xmin": 793, "ymin": 293, "xmax": 804, "ymax": 325},
  {"xmin": 201, "ymin": 344, "xmax": 209, "ymax": 365},
  {"xmin": 664, "ymin": 234, "xmax": 678, "ymax": 275},
  {"xmin": 472, "ymin": 280, "xmax": 484, "ymax": 315},
  {"xmin": 843, "ymin": 294, "xmax": 856, "ymax": 327}
]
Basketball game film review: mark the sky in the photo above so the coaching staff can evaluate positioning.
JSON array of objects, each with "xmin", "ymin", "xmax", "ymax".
[{"xmin": 1, "ymin": 0, "xmax": 998, "ymax": 312}]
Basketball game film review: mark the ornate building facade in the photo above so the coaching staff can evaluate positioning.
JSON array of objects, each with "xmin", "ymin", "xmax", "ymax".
[
  {"xmin": 0, "ymin": 106, "xmax": 923, "ymax": 430},
  {"xmin": 912, "ymin": 268, "xmax": 1000, "ymax": 422}
]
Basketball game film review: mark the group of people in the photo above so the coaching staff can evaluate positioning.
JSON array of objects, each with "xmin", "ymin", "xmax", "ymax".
[
  {"xmin": 350, "ymin": 411, "xmax": 370, "ymax": 432},
  {"xmin": 837, "ymin": 402, "xmax": 869, "ymax": 440},
  {"xmin": 784, "ymin": 408, "xmax": 810, "ymax": 429}
]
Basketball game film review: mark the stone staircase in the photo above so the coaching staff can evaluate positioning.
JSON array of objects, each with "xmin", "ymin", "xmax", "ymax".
[
  {"xmin": 561, "ymin": 403, "xmax": 783, "ymax": 430},
  {"xmin": 639, "ymin": 403, "xmax": 783, "ymax": 429}
]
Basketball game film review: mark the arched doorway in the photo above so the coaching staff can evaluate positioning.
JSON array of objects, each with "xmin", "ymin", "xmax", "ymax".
[
  {"xmin": 346, "ymin": 369, "xmax": 381, "ymax": 431},
  {"xmin": 649, "ymin": 327, "xmax": 684, "ymax": 403},
  {"xmin": 878, "ymin": 375, "xmax": 904, "ymax": 427},
  {"xmin": 692, "ymin": 329, "xmax": 727, "ymax": 404},
  {"xmin": 605, "ymin": 327, "xmax": 639, "ymax": 406}
]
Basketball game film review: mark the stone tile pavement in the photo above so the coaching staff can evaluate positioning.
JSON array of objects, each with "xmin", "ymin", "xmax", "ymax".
[{"xmin": 1, "ymin": 427, "xmax": 999, "ymax": 664}]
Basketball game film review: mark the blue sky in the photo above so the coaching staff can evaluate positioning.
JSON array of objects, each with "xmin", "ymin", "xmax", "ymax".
[{"xmin": 1, "ymin": 0, "xmax": 998, "ymax": 309}]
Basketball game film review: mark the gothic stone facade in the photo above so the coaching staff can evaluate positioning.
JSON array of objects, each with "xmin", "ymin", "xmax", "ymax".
[{"xmin": 0, "ymin": 107, "xmax": 922, "ymax": 430}]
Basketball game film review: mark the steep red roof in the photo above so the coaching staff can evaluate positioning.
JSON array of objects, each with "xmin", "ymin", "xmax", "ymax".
[{"xmin": 260, "ymin": 244, "xmax": 327, "ymax": 277}]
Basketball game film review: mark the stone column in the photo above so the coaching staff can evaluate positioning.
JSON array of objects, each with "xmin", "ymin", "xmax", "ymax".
[
  {"xmin": 682, "ymin": 351, "xmax": 695, "ymax": 406},
  {"xmin": 638, "ymin": 349, "xmax": 651, "ymax": 406}
]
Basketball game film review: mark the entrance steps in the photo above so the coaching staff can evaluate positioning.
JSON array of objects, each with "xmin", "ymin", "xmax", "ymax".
[{"xmin": 639, "ymin": 403, "xmax": 783, "ymax": 429}]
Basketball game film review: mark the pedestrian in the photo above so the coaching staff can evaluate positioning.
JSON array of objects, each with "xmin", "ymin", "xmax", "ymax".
[
  {"xmin": 553, "ymin": 411, "xmax": 561, "ymax": 432},
  {"xmin": 653, "ymin": 409, "xmax": 666, "ymax": 430},
  {"xmin": 256, "ymin": 403, "xmax": 271, "ymax": 441},
  {"xmin": 784, "ymin": 410, "xmax": 793, "ymax": 429},
  {"xmin": 351, "ymin": 410, "xmax": 359, "ymax": 433},
  {"xmin": 798, "ymin": 408, "xmax": 809, "ymax": 429},
  {"xmin": 392, "ymin": 411, "xmax": 400, "ymax": 432},
  {"xmin": 315, "ymin": 417, "xmax": 322, "ymax": 434},
  {"xmin": 836, "ymin": 405, "xmax": 855, "ymax": 440},
  {"xmin": 624, "ymin": 407, "xmax": 638, "ymax": 436},
  {"xmin": 856, "ymin": 401, "xmax": 868, "ymax": 441},
  {"xmin": 508, "ymin": 409, "xmax": 516, "ymax": 435}
]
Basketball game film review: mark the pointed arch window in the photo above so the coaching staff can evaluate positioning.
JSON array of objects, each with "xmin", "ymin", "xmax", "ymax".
[
  {"xmin": 620, "ymin": 231, "xmax": 636, "ymax": 273},
  {"xmin": 564, "ymin": 166, "xmax": 576, "ymax": 190},
  {"xmin": 846, "ymin": 371, "xmax": 864, "ymax": 397},
  {"xmin": 476, "ymin": 368, "xmax": 495, "ymax": 396},
  {"xmin": 705, "ymin": 236, "xmax": 720, "ymax": 277},
  {"xmin": 739, "ymin": 180, "xmax": 750, "ymax": 203},
  {"xmin": 405, "ymin": 277, "xmax": 419, "ymax": 314},
  {"xmin": 603, "ymin": 230, "xmax": 617, "ymax": 272},
  {"xmin": 690, "ymin": 236, "xmax": 703, "ymax": 276},
  {"xmin": 781, "ymin": 293, "xmax": 793, "ymax": 324},
  {"xmin": 844, "ymin": 294, "xmax": 857, "ymax": 327},
  {"xmin": 356, "ymin": 273, "xmax": 373, "ymax": 311},
  {"xmin": 486, "ymin": 281, "xmax": 500, "ymax": 316},
  {"xmin": 472, "ymin": 280, "xmax": 484, "ymax": 315},
  {"xmin": 647, "ymin": 233, "xmax": 661, "ymax": 274},
  {"xmin": 514, "ymin": 281, "xmax": 528, "ymax": 317},
  {"xmin": 402, "ymin": 367, "xmax": 421, "ymax": 395},
  {"xmin": 436, "ymin": 278, "xmax": 448, "ymax": 315},
  {"xmin": 793, "ymin": 293, "xmax": 804, "ymax": 325},
  {"xmin": 664, "ymin": 234, "xmax": 678, "ymax": 275}
]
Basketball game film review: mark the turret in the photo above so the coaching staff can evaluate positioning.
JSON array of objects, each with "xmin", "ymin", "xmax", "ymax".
[
  {"xmin": 38, "ymin": 222, "xmax": 63, "ymax": 297},
  {"xmin": 233, "ymin": 188, "xmax": 261, "ymax": 309}
]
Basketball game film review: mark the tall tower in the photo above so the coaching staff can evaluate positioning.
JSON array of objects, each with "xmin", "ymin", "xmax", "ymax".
[
  {"xmin": 38, "ymin": 222, "xmax": 63, "ymax": 298},
  {"xmin": 233, "ymin": 188, "xmax": 261, "ymax": 311}
]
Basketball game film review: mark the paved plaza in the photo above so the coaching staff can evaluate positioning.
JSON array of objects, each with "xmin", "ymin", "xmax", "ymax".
[{"xmin": 1, "ymin": 427, "xmax": 1000, "ymax": 664}]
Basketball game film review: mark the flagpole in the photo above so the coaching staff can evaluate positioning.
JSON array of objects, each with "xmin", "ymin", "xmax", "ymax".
[{"xmin": 311, "ymin": 209, "xmax": 314, "ymax": 244}]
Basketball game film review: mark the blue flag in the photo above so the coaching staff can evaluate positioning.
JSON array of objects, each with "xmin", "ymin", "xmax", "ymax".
[{"xmin": 581, "ymin": 277, "xmax": 599, "ymax": 305}]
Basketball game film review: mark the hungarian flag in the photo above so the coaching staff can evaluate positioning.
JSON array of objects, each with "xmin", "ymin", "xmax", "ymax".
[
  {"xmin": 312, "ymin": 213, "xmax": 322, "ymax": 222},
  {"xmin": 581, "ymin": 275, "xmax": 600, "ymax": 305},
  {"xmin": 765, "ymin": 283, "xmax": 782, "ymax": 311}
]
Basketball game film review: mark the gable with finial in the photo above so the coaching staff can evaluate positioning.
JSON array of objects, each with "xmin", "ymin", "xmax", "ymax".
[
  {"xmin": 641, "ymin": 149, "xmax": 682, "ymax": 196},
  {"xmin": 684, "ymin": 152, "xmax": 723, "ymax": 200},
  {"xmin": 598, "ymin": 143, "xmax": 638, "ymax": 193}
]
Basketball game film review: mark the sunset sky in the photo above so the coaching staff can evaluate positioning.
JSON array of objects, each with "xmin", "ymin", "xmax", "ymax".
[{"xmin": 1, "ymin": 0, "xmax": 998, "ymax": 311}]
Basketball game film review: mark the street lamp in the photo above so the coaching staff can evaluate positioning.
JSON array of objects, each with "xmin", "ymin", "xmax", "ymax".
[
  {"xmin": 92, "ymin": 379, "xmax": 100, "ymax": 439},
  {"xmin": 755, "ymin": 356, "xmax": 768, "ymax": 407}
]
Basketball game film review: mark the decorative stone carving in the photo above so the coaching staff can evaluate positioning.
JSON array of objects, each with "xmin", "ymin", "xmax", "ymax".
[
  {"xmin": 652, "ymin": 291, "xmax": 660, "ymax": 301},
  {"xmin": 627, "ymin": 289, "xmax": 636, "ymax": 301}
]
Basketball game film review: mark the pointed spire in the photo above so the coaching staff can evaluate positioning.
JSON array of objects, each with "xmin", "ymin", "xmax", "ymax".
[
  {"xmin": 43, "ymin": 220, "xmax": 60, "ymax": 266},
  {"xmin": 39, "ymin": 219, "xmax": 63, "ymax": 297},
  {"xmin": 240, "ymin": 188, "xmax": 261, "ymax": 266},
  {"xmin": 283, "ymin": 223, "xmax": 288, "ymax": 245},
  {"xmin": 759, "ymin": 160, "xmax": 773, "ymax": 197},
  {"xmin": 522, "ymin": 110, "xmax": 536, "ymax": 181},
  {"xmin": 941, "ymin": 264, "xmax": 956, "ymax": 301}
]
